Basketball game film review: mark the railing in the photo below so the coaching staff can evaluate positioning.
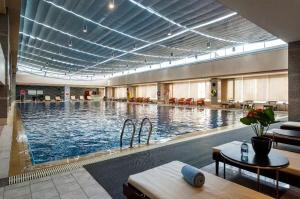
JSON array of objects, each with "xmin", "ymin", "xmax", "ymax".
[
  {"xmin": 120, "ymin": 119, "xmax": 136, "ymax": 148},
  {"xmin": 138, "ymin": 117, "xmax": 152, "ymax": 145}
]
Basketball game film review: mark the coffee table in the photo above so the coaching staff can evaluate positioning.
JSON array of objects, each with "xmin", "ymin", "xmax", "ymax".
[{"xmin": 220, "ymin": 145, "xmax": 289, "ymax": 199}]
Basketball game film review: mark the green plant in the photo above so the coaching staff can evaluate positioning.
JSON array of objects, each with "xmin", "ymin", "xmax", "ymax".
[{"xmin": 240, "ymin": 108, "xmax": 275, "ymax": 136}]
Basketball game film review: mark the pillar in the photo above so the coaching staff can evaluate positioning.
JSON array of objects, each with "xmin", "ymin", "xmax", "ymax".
[
  {"xmin": 0, "ymin": 85, "xmax": 8, "ymax": 125},
  {"xmin": 288, "ymin": 41, "xmax": 300, "ymax": 121},
  {"xmin": 210, "ymin": 78, "xmax": 218, "ymax": 105},
  {"xmin": 64, "ymin": 85, "xmax": 70, "ymax": 101}
]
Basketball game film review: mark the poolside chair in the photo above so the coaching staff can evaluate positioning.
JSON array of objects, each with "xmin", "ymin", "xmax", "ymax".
[
  {"xmin": 44, "ymin": 96, "xmax": 51, "ymax": 101},
  {"xmin": 129, "ymin": 97, "xmax": 136, "ymax": 102},
  {"xmin": 79, "ymin": 96, "xmax": 84, "ymax": 100},
  {"xmin": 241, "ymin": 100, "xmax": 255, "ymax": 110},
  {"xmin": 263, "ymin": 101, "xmax": 277, "ymax": 110},
  {"xmin": 86, "ymin": 95, "xmax": 92, "ymax": 100},
  {"xmin": 265, "ymin": 128, "xmax": 300, "ymax": 146},
  {"xmin": 169, "ymin": 98, "xmax": 176, "ymax": 104},
  {"xmin": 143, "ymin": 97, "xmax": 150, "ymax": 103},
  {"xmin": 178, "ymin": 98, "xmax": 185, "ymax": 105},
  {"xmin": 280, "ymin": 121, "xmax": 300, "ymax": 131},
  {"xmin": 70, "ymin": 96, "xmax": 76, "ymax": 100},
  {"xmin": 123, "ymin": 161, "xmax": 272, "ymax": 199},
  {"xmin": 185, "ymin": 98, "xmax": 193, "ymax": 105},
  {"xmin": 196, "ymin": 99, "xmax": 205, "ymax": 106},
  {"xmin": 55, "ymin": 96, "xmax": 62, "ymax": 101},
  {"xmin": 221, "ymin": 99, "xmax": 235, "ymax": 108}
]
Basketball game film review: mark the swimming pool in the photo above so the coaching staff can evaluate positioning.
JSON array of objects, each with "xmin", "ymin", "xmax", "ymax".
[{"xmin": 18, "ymin": 101, "xmax": 244, "ymax": 164}]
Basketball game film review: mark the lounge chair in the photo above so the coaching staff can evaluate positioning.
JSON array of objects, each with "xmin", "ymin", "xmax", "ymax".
[
  {"xmin": 241, "ymin": 100, "xmax": 255, "ymax": 110},
  {"xmin": 123, "ymin": 161, "xmax": 272, "ymax": 199},
  {"xmin": 178, "ymin": 98, "xmax": 185, "ymax": 105},
  {"xmin": 265, "ymin": 128, "xmax": 300, "ymax": 146},
  {"xmin": 79, "ymin": 96, "xmax": 84, "ymax": 100},
  {"xmin": 263, "ymin": 101, "xmax": 277, "ymax": 110},
  {"xmin": 86, "ymin": 95, "xmax": 92, "ymax": 100},
  {"xmin": 70, "ymin": 96, "xmax": 76, "ymax": 100},
  {"xmin": 143, "ymin": 97, "xmax": 150, "ymax": 103},
  {"xmin": 221, "ymin": 99, "xmax": 235, "ymax": 108},
  {"xmin": 44, "ymin": 96, "xmax": 51, "ymax": 101},
  {"xmin": 129, "ymin": 97, "xmax": 136, "ymax": 102},
  {"xmin": 196, "ymin": 99, "xmax": 205, "ymax": 106},
  {"xmin": 185, "ymin": 98, "xmax": 193, "ymax": 105},
  {"xmin": 213, "ymin": 141, "xmax": 300, "ymax": 188},
  {"xmin": 280, "ymin": 121, "xmax": 300, "ymax": 131},
  {"xmin": 169, "ymin": 98, "xmax": 176, "ymax": 104},
  {"xmin": 55, "ymin": 96, "xmax": 61, "ymax": 101}
]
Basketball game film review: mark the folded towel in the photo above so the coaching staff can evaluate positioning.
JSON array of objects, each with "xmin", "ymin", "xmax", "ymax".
[{"xmin": 181, "ymin": 165, "xmax": 205, "ymax": 187}]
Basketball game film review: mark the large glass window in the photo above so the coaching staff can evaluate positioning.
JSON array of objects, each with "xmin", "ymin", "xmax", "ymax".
[
  {"xmin": 136, "ymin": 84, "xmax": 158, "ymax": 99},
  {"xmin": 170, "ymin": 80, "xmax": 211, "ymax": 100},
  {"xmin": 114, "ymin": 87, "xmax": 127, "ymax": 98},
  {"xmin": 233, "ymin": 74, "xmax": 288, "ymax": 102}
]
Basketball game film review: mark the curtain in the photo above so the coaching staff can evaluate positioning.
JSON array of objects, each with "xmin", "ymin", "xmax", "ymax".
[
  {"xmin": 114, "ymin": 87, "xmax": 127, "ymax": 98},
  {"xmin": 170, "ymin": 80, "xmax": 211, "ymax": 100},
  {"xmin": 136, "ymin": 84, "xmax": 157, "ymax": 99}
]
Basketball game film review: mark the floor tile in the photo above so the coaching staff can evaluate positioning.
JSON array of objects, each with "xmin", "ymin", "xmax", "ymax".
[
  {"xmin": 55, "ymin": 181, "xmax": 81, "ymax": 195},
  {"xmin": 31, "ymin": 186, "xmax": 59, "ymax": 199},
  {"xmin": 82, "ymin": 184, "xmax": 110, "ymax": 198},
  {"xmin": 4, "ymin": 186, "xmax": 30, "ymax": 199},
  {"xmin": 4, "ymin": 181, "xmax": 30, "ymax": 191},
  {"xmin": 30, "ymin": 180, "xmax": 55, "ymax": 193},
  {"xmin": 60, "ymin": 189, "xmax": 88, "ymax": 199},
  {"xmin": 52, "ymin": 174, "xmax": 76, "ymax": 186}
]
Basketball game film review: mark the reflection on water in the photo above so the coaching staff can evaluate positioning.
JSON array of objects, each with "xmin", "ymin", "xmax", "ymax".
[{"xmin": 18, "ymin": 101, "xmax": 244, "ymax": 164}]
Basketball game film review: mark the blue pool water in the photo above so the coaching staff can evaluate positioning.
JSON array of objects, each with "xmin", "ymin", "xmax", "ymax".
[{"xmin": 18, "ymin": 101, "xmax": 244, "ymax": 164}]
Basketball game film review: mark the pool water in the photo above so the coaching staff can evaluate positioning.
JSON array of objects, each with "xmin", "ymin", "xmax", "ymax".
[{"xmin": 18, "ymin": 101, "xmax": 244, "ymax": 164}]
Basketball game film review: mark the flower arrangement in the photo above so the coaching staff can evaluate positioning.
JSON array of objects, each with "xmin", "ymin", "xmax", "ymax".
[{"xmin": 240, "ymin": 108, "xmax": 275, "ymax": 136}]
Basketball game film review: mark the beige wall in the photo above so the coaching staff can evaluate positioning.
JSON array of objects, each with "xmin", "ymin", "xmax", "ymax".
[
  {"xmin": 16, "ymin": 73, "xmax": 107, "ymax": 87},
  {"xmin": 108, "ymin": 48, "xmax": 288, "ymax": 86}
]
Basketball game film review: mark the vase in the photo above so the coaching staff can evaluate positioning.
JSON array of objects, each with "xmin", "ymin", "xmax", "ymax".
[{"xmin": 251, "ymin": 136, "xmax": 272, "ymax": 157}]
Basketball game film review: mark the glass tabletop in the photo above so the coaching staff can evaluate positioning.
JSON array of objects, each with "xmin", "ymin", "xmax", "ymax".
[{"xmin": 220, "ymin": 143, "xmax": 289, "ymax": 169}]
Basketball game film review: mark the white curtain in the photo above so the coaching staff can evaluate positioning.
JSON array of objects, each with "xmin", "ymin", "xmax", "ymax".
[
  {"xmin": 170, "ymin": 80, "xmax": 211, "ymax": 100},
  {"xmin": 227, "ymin": 79, "xmax": 234, "ymax": 100},
  {"xmin": 136, "ymin": 84, "xmax": 157, "ymax": 99},
  {"xmin": 234, "ymin": 74, "xmax": 288, "ymax": 102},
  {"xmin": 114, "ymin": 87, "xmax": 127, "ymax": 98}
]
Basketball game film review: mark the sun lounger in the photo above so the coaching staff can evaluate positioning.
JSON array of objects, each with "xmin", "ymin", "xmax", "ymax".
[
  {"xmin": 55, "ymin": 96, "xmax": 61, "ymax": 101},
  {"xmin": 123, "ymin": 161, "xmax": 272, "ymax": 199},
  {"xmin": 265, "ymin": 128, "xmax": 300, "ymax": 146},
  {"xmin": 280, "ymin": 121, "xmax": 300, "ymax": 131},
  {"xmin": 196, "ymin": 99, "xmax": 205, "ymax": 106},
  {"xmin": 169, "ymin": 98, "xmax": 176, "ymax": 104},
  {"xmin": 70, "ymin": 96, "xmax": 76, "ymax": 100},
  {"xmin": 178, "ymin": 98, "xmax": 185, "ymax": 105},
  {"xmin": 79, "ymin": 96, "xmax": 84, "ymax": 100},
  {"xmin": 44, "ymin": 96, "xmax": 51, "ymax": 101},
  {"xmin": 185, "ymin": 98, "xmax": 193, "ymax": 105},
  {"xmin": 86, "ymin": 96, "xmax": 92, "ymax": 100}
]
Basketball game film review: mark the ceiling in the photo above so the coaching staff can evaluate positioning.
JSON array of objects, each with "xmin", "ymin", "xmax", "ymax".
[
  {"xmin": 17, "ymin": 0, "xmax": 276, "ymax": 79},
  {"xmin": 218, "ymin": 0, "xmax": 300, "ymax": 43}
]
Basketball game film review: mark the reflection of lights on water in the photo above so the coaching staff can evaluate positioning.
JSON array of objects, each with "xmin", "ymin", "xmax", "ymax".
[
  {"xmin": 159, "ymin": 138, "xmax": 172, "ymax": 143},
  {"xmin": 17, "ymin": 134, "xmax": 28, "ymax": 142}
]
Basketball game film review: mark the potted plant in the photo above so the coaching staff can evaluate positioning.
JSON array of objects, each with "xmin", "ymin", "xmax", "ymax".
[{"xmin": 240, "ymin": 108, "xmax": 275, "ymax": 157}]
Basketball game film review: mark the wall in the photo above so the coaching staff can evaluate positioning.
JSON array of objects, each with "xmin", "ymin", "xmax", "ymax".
[
  {"xmin": 108, "ymin": 48, "xmax": 288, "ymax": 86},
  {"xmin": 0, "ymin": 44, "xmax": 4, "ymax": 85},
  {"xmin": 16, "ymin": 85, "xmax": 64, "ymax": 100},
  {"xmin": 16, "ymin": 73, "xmax": 107, "ymax": 87}
]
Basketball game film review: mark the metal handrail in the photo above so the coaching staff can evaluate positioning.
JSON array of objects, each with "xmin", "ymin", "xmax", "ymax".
[
  {"xmin": 138, "ymin": 117, "xmax": 153, "ymax": 145},
  {"xmin": 120, "ymin": 119, "xmax": 136, "ymax": 148}
]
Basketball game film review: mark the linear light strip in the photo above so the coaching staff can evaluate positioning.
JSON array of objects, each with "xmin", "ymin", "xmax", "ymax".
[
  {"xmin": 20, "ymin": 51, "xmax": 87, "ymax": 67},
  {"xmin": 20, "ymin": 43, "xmax": 95, "ymax": 63},
  {"xmin": 42, "ymin": 0, "xmax": 203, "ymax": 54},
  {"xmin": 73, "ymin": 12, "xmax": 238, "ymax": 74},
  {"xmin": 20, "ymin": 32, "xmax": 155, "ymax": 64},
  {"xmin": 22, "ymin": 16, "xmax": 184, "ymax": 59},
  {"xmin": 129, "ymin": 0, "xmax": 243, "ymax": 44}
]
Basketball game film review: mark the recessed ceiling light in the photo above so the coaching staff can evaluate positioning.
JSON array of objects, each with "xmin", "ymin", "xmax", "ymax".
[
  {"xmin": 108, "ymin": 0, "xmax": 115, "ymax": 10},
  {"xmin": 206, "ymin": 41, "xmax": 211, "ymax": 49},
  {"xmin": 82, "ymin": 24, "xmax": 88, "ymax": 33},
  {"xmin": 167, "ymin": 31, "xmax": 172, "ymax": 36}
]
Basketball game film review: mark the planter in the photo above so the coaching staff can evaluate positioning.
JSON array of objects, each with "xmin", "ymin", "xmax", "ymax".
[{"xmin": 251, "ymin": 136, "xmax": 272, "ymax": 157}]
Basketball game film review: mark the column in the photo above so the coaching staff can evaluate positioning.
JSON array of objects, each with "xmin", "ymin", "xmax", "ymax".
[
  {"xmin": 288, "ymin": 41, "xmax": 300, "ymax": 121},
  {"xmin": 210, "ymin": 78, "xmax": 218, "ymax": 105},
  {"xmin": 64, "ymin": 85, "xmax": 70, "ymax": 101},
  {"xmin": 0, "ymin": 85, "xmax": 8, "ymax": 125}
]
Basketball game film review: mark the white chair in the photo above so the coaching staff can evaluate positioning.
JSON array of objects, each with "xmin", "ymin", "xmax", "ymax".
[
  {"xmin": 71, "ymin": 96, "xmax": 76, "ymax": 100},
  {"xmin": 79, "ymin": 96, "xmax": 84, "ymax": 100},
  {"xmin": 45, "ymin": 96, "xmax": 51, "ymax": 101},
  {"xmin": 55, "ymin": 96, "xmax": 62, "ymax": 101},
  {"xmin": 87, "ymin": 96, "xmax": 92, "ymax": 100}
]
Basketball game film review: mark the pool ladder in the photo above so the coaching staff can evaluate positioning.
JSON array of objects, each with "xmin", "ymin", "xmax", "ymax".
[{"xmin": 120, "ymin": 117, "xmax": 153, "ymax": 148}]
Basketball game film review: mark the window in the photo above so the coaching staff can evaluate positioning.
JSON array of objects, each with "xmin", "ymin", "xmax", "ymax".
[
  {"xmin": 136, "ymin": 84, "xmax": 157, "ymax": 99},
  {"xmin": 170, "ymin": 80, "xmax": 211, "ymax": 100},
  {"xmin": 114, "ymin": 87, "xmax": 127, "ymax": 98}
]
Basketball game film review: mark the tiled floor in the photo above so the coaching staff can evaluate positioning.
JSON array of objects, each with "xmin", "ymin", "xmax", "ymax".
[{"xmin": 0, "ymin": 168, "xmax": 111, "ymax": 199}]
